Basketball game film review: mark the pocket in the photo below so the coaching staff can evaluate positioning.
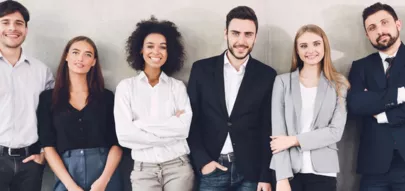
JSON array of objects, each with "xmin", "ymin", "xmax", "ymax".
[{"xmin": 201, "ymin": 167, "xmax": 220, "ymax": 177}]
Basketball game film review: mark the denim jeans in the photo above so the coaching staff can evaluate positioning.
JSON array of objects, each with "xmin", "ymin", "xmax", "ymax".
[
  {"xmin": 54, "ymin": 147, "xmax": 121, "ymax": 191},
  {"xmin": 198, "ymin": 153, "xmax": 258, "ymax": 191}
]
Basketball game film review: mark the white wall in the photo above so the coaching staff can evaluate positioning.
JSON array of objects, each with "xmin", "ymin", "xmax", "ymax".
[{"xmin": 18, "ymin": 0, "xmax": 405, "ymax": 190}]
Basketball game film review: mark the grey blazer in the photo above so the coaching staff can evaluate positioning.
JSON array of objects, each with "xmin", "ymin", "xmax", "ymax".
[{"xmin": 270, "ymin": 70, "xmax": 348, "ymax": 181}]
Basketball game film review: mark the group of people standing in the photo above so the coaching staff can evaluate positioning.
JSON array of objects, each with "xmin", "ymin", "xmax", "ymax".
[{"xmin": 0, "ymin": 1, "xmax": 404, "ymax": 191}]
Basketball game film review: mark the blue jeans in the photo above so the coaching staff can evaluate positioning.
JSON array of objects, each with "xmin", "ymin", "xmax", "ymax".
[
  {"xmin": 54, "ymin": 147, "xmax": 121, "ymax": 191},
  {"xmin": 198, "ymin": 153, "xmax": 257, "ymax": 191}
]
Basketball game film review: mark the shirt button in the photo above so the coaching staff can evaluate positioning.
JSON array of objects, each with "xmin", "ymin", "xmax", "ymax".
[
  {"xmin": 78, "ymin": 118, "xmax": 82, "ymax": 122},
  {"xmin": 232, "ymin": 143, "xmax": 236, "ymax": 146},
  {"xmin": 227, "ymin": 122, "xmax": 232, "ymax": 127},
  {"xmin": 80, "ymin": 150, "xmax": 84, "ymax": 154}
]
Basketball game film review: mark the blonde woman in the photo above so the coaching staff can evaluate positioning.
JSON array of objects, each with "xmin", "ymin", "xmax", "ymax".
[{"xmin": 270, "ymin": 24, "xmax": 350, "ymax": 191}]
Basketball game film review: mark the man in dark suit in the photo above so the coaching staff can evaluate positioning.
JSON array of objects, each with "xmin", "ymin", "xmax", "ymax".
[
  {"xmin": 348, "ymin": 2, "xmax": 405, "ymax": 190},
  {"xmin": 187, "ymin": 6, "xmax": 276, "ymax": 191}
]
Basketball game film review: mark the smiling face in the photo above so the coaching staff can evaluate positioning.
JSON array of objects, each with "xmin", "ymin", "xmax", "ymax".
[
  {"xmin": 65, "ymin": 40, "xmax": 96, "ymax": 75},
  {"xmin": 141, "ymin": 33, "xmax": 168, "ymax": 71},
  {"xmin": 0, "ymin": 11, "xmax": 27, "ymax": 49},
  {"xmin": 225, "ymin": 18, "xmax": 257, "ymax": 60},
  {"xmin": 296, "ymin": 32, "xmax": 325, "ymax": 67}
]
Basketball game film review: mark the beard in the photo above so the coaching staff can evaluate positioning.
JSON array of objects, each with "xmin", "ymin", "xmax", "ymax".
[
  {"xmin": 227, "ymin": 40, "xmax": 254, "ymax": 60},
  {"xmin": 371, "ymin": 30, "xmax": 399, "ymax": 51}
]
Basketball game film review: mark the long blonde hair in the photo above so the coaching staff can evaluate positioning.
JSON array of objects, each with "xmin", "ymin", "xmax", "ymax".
[{"xmin": 291, "ymin": 24, "xmax": 350, "ymax": 97}]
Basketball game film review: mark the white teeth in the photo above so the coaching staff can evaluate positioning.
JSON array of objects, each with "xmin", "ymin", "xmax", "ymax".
[{"xmin": 151, "ymin": 57, "xmax": 160, "ymax": 62}]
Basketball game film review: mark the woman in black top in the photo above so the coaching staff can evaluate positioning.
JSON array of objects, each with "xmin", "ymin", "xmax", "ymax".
[{"xmin": 37, "ymin": 36, "xmax": 122, "ymax": 191}]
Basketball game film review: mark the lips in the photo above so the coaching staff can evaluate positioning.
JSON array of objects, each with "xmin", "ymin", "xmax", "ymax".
[
  {"xmin": 150, "ymin": 57, "xmax": 161, "ymax": 63},
  {"xmin": 5, "ymin": 33, "xmax": 20, "ymax": 38},
  {"xmin": 74, "ymin": 63, "xmax": 84, "ymax": 68}
]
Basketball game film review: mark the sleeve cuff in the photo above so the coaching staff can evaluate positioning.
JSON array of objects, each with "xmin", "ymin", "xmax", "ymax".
[
  {"xmin": 398, "ymin": 87, "xmax": 405, "ymax": 104},
  {"xmin": 376, "ymin": 112, "xmax": 389, "ymax": 123}
]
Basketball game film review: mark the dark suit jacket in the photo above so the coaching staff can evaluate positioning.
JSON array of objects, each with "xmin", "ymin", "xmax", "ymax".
[
  {"xmin": 348, "ymin": 42, "xmax": 405, "ymax": 174},
  {"xmin": 187, "ymin": 52, "xmax": 276, "ymax": 182}
]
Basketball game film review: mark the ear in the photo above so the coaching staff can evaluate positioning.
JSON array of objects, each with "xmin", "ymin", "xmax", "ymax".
[
  {"xmin": 224, "ymin": 29, "xmax": 228, "ymax": 41},
  {"xmin": 92, "ymin": 59, "xmax": 96, "ymax": 67},
  {"xmin": 396, "ymin": 19, "xmax": 402, "ymax": 32}
]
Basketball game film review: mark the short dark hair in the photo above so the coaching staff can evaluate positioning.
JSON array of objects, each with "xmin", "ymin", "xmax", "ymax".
[
  {"xmin": 0, "ymin": 0, "xmax": 30, "ymax": 27},
  {"xmin": 125, "ymin": 16, "xmax": 185, "ymax": 76},
  {"xmin": 226, "ymin": 6, "xmax": 258, "ymax": 33},
  {"xmin": 362, "ymin": 2, "xmax": 398, "ymax": 29}
]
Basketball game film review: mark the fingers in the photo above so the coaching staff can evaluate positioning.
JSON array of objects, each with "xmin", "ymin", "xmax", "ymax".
[
  {"xmin": 215, "ymin": 162, "xmax": 228, "ymax": 171},
  {"xmin": 22, "ymin": 155, "xmax": 35, "ymax": 163}
]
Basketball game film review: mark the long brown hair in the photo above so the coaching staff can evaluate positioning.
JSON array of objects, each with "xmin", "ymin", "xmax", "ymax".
[
  {"xmin": 52, "ymin": 36, "xmax": 104, "ymax": 109},
  {"xmin": 291, "ymin": 24, "xmax": 350, "ymax": 97}
]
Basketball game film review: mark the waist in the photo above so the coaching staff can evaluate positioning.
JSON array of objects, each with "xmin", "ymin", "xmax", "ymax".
[
  {"xmin": 61, "ymin": 147, "xmax": 109, "ymax": 158},
  {"xmin": 131, "ymin": 140, "xmax": 189, "ymax": 163},
  {"xmin": 0, "ymin": 143, "xmax": 40, "ymax": 157},
  {"xmin": 219, "ymin": 152, "xmax": 235, "ymax": 163}
]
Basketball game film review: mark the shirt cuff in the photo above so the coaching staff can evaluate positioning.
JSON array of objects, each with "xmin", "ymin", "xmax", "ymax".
[
  {"xmin": 40, "ymin": 148, "xmax": 45, "ymax": 153},
  {"xmin": 376, "ymin": 112, "xmax": 389, "ymax": 123},
  {"xmin": 398, "ymin": 87, "xmax": 405, "ymax": 104}
]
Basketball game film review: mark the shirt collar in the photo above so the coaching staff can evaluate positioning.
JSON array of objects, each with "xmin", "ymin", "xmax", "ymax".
[
  {"xmin": 137, "ymin": 71, "xmax": 169, "ymax": 83},
  {"xmin": 0, "ymin": 48, "xmax": 30, "ymax": 65},
  {"xmin": 379, "ymin": 50, "xmax": 398, "ymax": 63},
  {"xmin": 224, "ymin": 50, "xmax": 249, "ymax": 68}
]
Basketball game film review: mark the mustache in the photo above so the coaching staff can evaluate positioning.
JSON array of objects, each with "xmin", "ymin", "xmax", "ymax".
[
  {"xmin": 233, "ymin": 45, "xmax": 248, "ymax": 48},
  {"xmin": 377, "ymin": 33, "xmax": 392, "ymax": 42}
]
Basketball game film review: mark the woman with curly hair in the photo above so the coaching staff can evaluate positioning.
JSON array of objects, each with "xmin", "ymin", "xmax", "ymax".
[{"xmin": 114, "ymin": 17, "xmax": 194, "ymax": 191}]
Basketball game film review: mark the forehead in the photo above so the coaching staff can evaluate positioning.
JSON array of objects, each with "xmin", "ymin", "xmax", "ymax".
[
  {"xmin": 365, "ymin": 10, "xmax": 395, "ymax": 26},
  {"xmin": 144, "ymin": 33, "xmax": 167, "ymax": 43},
  {"xmin": 0, "ymin": 11, "xmax": 25, "ymax": 21},
  {"xmin": 70, "ymin": 41, "xmax": 94, "ymax": 53},
  {"xmin": 297, "ymin": 32, "xmax": 323, "ymax": 43},
  {"xmin": 228, "ymin": 19, "xmax": 256, "ymax": 32}
]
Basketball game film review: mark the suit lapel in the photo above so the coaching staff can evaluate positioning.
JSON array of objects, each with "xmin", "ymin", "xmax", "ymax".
[
  {"xmin": 291, "ymin": 70, "xmax": 302, "ymax": 132},
  {"xmin": 214, "ymin": 52, "xmax": 229, "ymax": 118},
  {"xmin": 229, "ymin": 57, "xmax": 256, "ymax": 119},
  {"xmin": 311, "ymin": 73, "xmax": 328, "ymax": 129},
  {"xmin": 370, "ymin": 53, "xmax": 387, "ymax": 89},
  {"xmin": 387, "ymin": 43, "xmax": 405, "ymax": 85}
]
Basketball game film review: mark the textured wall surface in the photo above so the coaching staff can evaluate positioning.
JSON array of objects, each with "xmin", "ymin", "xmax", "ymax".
[{"xmin": 16, "ymin": 0, "xmax": 405, "ymax": 190}]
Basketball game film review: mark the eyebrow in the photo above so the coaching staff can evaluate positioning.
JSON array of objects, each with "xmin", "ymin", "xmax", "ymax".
[
  {"xmin": 145, "ymin": 42, "xmax": 167, "ymax": 45},
  {"xmin": 72, "ymin": 48, "xmax": 94, "ymax": 55}
]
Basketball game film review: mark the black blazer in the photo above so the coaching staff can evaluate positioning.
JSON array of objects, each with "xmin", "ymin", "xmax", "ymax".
[
  {"xmin": 187, "ymin": 52, "xmax": 276, "ymax": 182},
  {"xmin": 348, "ymin": 43, "xmax": 405, "ymax": 174}
]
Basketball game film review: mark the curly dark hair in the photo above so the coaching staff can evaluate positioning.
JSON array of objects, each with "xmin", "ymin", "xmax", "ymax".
[{"xmin": 126, "ymin": 16, "xmax": 185, "ymax": 76}]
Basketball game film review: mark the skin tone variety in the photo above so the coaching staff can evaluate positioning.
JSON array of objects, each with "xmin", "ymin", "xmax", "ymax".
[
  {"xmin": 271, "ymin": 31, "xmax": 325, "ymax": 191},
  {"xmin": 43, "ymin": 41, "xmax": 123, "ymax": 191}
]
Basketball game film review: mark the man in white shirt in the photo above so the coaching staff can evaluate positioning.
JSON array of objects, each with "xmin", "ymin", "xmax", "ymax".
[
  {"xmin": 0, "ymin": 1, "xmax": 54, "ymax": 191},
  {"xmin": 188, "ymin": 6, "xmax": 277, "ymax": 191}
]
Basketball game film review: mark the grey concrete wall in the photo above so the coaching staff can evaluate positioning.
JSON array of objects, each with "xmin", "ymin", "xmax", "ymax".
[{"xmin": 16, "ymin": 0, "xmax": 405, "ymax": 190}]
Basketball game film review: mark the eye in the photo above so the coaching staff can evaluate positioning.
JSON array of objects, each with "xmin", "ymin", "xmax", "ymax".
[
  {"xmin": 368, "ymin": 26, "xmax": 376, "ymax": 32},
  {"xmin": 1, "ymin": 21, "xmax": 9, "ymax": 25},
  {"xmin": 382, "ymin": 20, "xmax": 388, "ymax": 25},
  {"xmin": 72, "ymin": 51, "xmax": 79, "ymax": 55},
  {"xmin": 300, "ymin": 44, "xmax": 307, "ymax": 48},
  {"xmin": 314, "ymin": 42, "xmax": 321, "ymax": 46},
  {"xmin": 86, "ymin": 53, "xmax": 93, "ymax": 57},
  {"xmin": 146, "ymin": 45, "xmax": 154, "ymax": 49},
  {"xmin": 232, "ymin": 31, "xmax": 239, "ymax": 37},
  {"xmin": 160, "ymin": 45, "xmax": 167, "ymax": 50}
]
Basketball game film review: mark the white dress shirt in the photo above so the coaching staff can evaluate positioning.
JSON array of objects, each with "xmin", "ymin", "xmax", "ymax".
[
  {"xmin": 220, "ymin": 52, "xmax": 249, "ymax": 154},
  {"xmin": 300, "ymin": 83, "xmax": 336, "ymax": 177},
  {"xmin": 114, "ymin": 71, "xmax": 192, "ymax": 163},
  {"xmin": 0, "ymin": 50, "xmax": 54, "ymax": 148},
  {"xmin": 375, "ymin": 51, "xmax": 405, "ymax": 123}
]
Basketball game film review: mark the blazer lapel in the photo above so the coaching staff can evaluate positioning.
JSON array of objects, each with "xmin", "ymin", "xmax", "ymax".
[
  {"xmin": 291, "ymin": 70, "xmax": 302, "ymax": 132},
  {"xmin": 214, "ymin": 52, "xmax": 229, "ymax": 118},
  {"xmin": 387, "ymin": 43, "xmax": 405, "ymax": 85},
  {"xmin": 370, "ymin": 53, "xmax": 387, "ymax": 89},
  {"xmin": 229, "ymin": 57, "xmax": 256, "ymax": 119},
  {"xmin": 311, "ymin": 73, "xmax": 328, "ymax": 129}
]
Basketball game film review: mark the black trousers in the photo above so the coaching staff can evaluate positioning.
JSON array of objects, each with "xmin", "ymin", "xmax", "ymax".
[
  {"xmin": 290, "ymin": 173, "xmax": 337, "ymax": 191},
  {"xmin": 0, "ymin": 152, "xmax": 45, "ymax": 191},
  {"xmin": 360, "ymin": 150, "xmax": 405, "ymax": 191}
]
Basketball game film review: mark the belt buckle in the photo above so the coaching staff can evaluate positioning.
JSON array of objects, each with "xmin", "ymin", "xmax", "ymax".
[
  {"xmin": 226, "ymin": 153, "xmax": 233, "ymax": 162},
  {"xmin": 8, "ymin": 148, "xmax": 21, "ymax": 157}
]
